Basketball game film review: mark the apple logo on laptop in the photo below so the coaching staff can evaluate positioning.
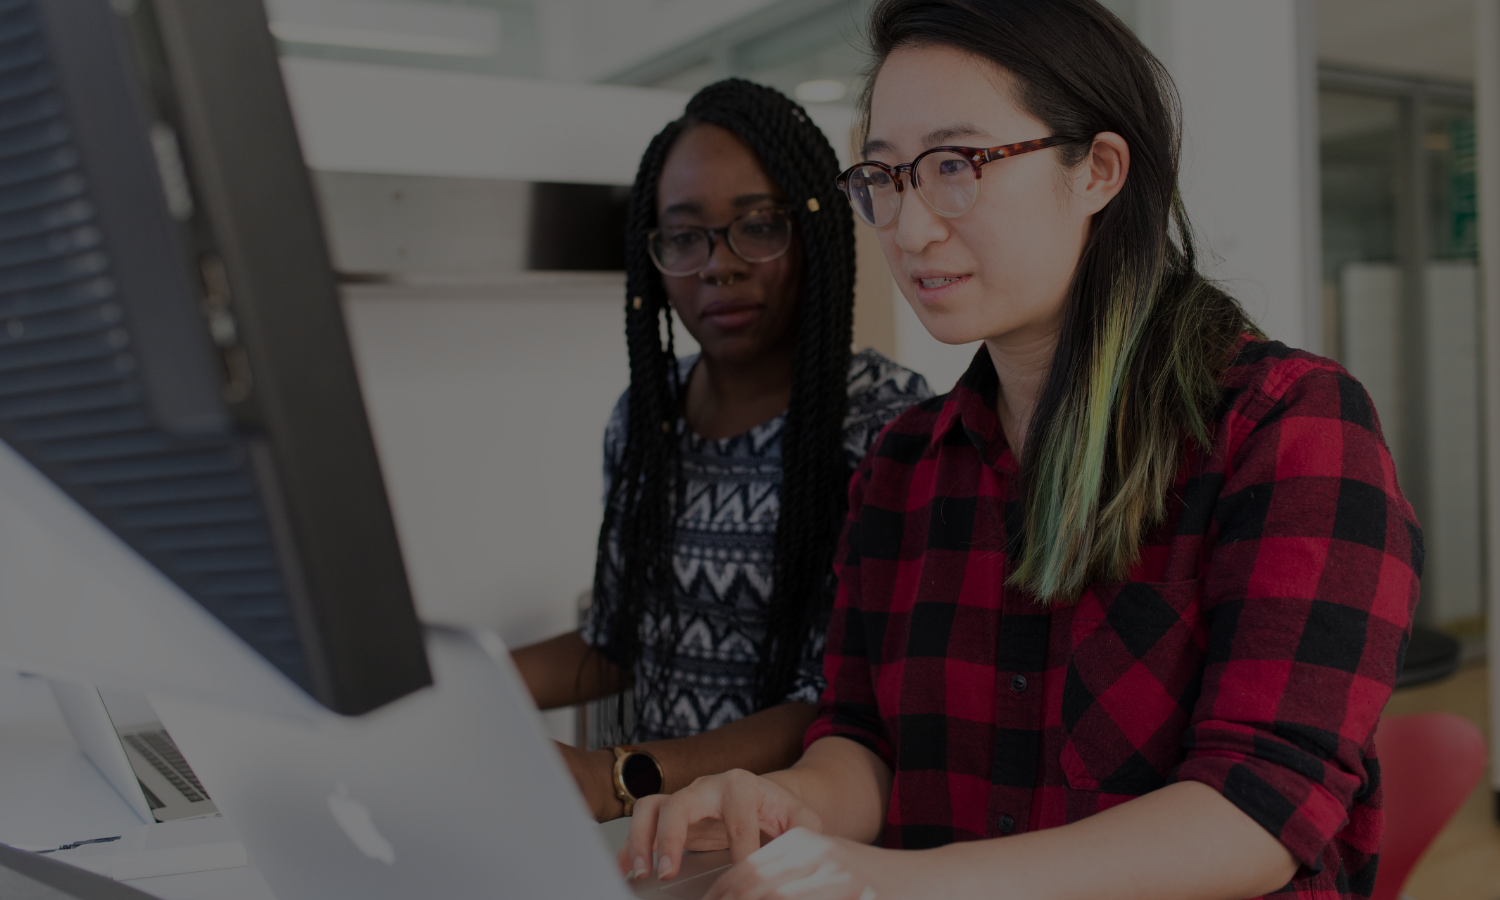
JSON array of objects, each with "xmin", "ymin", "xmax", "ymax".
[{"xmin": 328, "ymin": 782, "xmax": 395, "ymax": 865}]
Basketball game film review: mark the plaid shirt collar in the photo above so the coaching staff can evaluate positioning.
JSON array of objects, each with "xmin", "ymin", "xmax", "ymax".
[{"xmin": 933, "ymin": 345, "xmax": 1019, "ymax": 474}]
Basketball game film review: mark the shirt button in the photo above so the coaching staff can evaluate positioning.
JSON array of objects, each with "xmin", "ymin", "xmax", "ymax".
[
  {"xmin": 998, "ymin": 815, "xmax": 1016, "ymax": 834},
  {"xmin": 1009, "ymin": 674, "xmax": 1028, "ymax": 693}
]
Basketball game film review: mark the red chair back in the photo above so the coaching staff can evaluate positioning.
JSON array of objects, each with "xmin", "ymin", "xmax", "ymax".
[{"xmin": 1371, "ymin": 711, "xmax": 1487, "ymax": 900}]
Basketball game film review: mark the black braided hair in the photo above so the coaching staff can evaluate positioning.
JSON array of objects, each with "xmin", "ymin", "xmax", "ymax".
[{"xmin": 591, "ymin": 79, "xmax": 856, "ymax": 732}]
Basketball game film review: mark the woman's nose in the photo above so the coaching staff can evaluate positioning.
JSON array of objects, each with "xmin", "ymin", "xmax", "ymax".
[{"xmin": 698, "ymin": 233, "xmax": 749, "ymax": 282}]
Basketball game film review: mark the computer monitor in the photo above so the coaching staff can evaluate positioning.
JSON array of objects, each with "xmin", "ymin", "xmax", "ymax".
[{"xmin": 0, "ymin": 0, "xmax": 430, "ymax": 715}]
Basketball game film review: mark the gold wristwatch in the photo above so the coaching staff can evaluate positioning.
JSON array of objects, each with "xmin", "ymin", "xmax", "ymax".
[{"xmin": 608, "ymin": 745, "xmax": 664, "ymax": 816}]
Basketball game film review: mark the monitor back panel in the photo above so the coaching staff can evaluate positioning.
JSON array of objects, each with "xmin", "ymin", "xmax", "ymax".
[{"xmin": 0, "ymin": 0, "xmax": 429, "ymax": 714}]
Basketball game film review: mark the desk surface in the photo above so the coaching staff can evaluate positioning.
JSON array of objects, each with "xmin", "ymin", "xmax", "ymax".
[
  {"xmin": 0, "ymin": 669, "xmax": 639, "ymax": 900},
  {"xmin": 0, "ymin": 669, "xmax": 276, "ymax": 900}
]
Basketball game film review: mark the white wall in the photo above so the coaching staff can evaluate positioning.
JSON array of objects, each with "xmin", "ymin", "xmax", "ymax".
[
  {"xmin": 341, "ymin": 280, "xmax": 622, "ymax": 639},
  {"xmin": 534, "ymin": 0, "xmax": 784, "ymax": 83},
  {"xmin": 281, "ymin": 57, "xmax": 689, "ymax": 185},
  {"xmin": 1138, "ymin": 0, "xmax": 1322, "ymax": 351}
]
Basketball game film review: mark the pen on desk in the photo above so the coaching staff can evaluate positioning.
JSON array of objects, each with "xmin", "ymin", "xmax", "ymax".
[{"xmin": 32, "ymin": 836, "xmax": 122, "ymax": 854}]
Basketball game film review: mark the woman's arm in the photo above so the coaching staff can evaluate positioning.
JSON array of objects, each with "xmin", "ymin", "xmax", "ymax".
[
  {"xmin": 511, "ymin": 630, "xmax": 628, "ymax": 710},
  {"xmin": 920, "ymin": 781, "xmax": 1296, "ymax": 900},
  {"xmin": 514, "ymin": 634, "xmax": 820, "ymax": 821},
  {"xmin": 567, "ymin": 700, "xmax": 821, "ymax": 822},
  {"xmin": 629, "ymin": 749, "xmax": 1294, "ymax": 899},
  {"xmin": 521, "ymin": 643, "xmax": 820, "ymax": 823},
  {"xmin": 684, "ymin": 778, "xmax": 1295, "ymax": 900}
]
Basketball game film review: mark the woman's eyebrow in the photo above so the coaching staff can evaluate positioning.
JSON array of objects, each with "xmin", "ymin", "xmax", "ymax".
[
  {"xmin": 661, "ymin": 200, "xmax": 702, "ymax": 217},
  {"xmin": 860, "ymin": 124, "xmax": 991, "ymax": 160},
  {"xmin": 922, "ymin": 123, "xmax": 989, "ymax": 147},
  {"xmin": 733, "ymin": 192, "xmax": 779, "ymax": 208}
]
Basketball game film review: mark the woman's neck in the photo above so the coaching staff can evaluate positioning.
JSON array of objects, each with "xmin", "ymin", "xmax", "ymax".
[
  {"xmin": 984, "ymin": 325, "xmax": 1061, "ymax": 459},
  {"xmin": 684, "ymin": 344, "xmax": 797, "ymax": 441}
]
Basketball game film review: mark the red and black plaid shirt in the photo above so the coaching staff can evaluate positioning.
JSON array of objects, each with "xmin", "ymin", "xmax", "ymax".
[{"xmin": 805, "ymin": 339, "xmax": 1420, "ymax": 899}]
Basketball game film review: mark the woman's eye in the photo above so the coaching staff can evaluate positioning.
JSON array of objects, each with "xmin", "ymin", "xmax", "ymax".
[
  {"xmin": 666, "ymin": 231, "xmax": 699, "ymax": 247},
  {"xmin": 938, "ymin": 160, "xmax": 965, "ymax": 175}
]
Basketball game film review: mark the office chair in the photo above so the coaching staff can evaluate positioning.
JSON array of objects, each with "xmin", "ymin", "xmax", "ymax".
[{"xmin": 1371, "ymin": 711, "xmax": 1487, "ymax": 900}]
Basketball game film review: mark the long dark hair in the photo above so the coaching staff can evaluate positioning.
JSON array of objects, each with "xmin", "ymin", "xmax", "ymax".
[
  {"xmin": 591, "ymin": 79, "xmax": 856, "ymax": 725},
  {"xmin": 860, "ymin": 0, "xmax": 1257, "ymax": 600}
]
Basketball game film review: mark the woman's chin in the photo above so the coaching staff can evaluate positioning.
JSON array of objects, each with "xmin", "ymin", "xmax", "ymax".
[{"xmin": 911, "ymin": 307, "xmax": 990, "ymax": 347}]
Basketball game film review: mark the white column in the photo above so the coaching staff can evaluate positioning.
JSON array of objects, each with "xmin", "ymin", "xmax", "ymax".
[
  {"xmin": 1137, "ymin": 0, "xmax": 1323, "ymax": 352},
  {"xmin": 1474, "ymin": 0, "xmax": 1500, "ymax": 815}
]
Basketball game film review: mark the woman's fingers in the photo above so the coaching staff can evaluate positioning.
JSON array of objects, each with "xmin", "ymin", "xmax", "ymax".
[
  {"xmin": 621, "ymin": 793, "xmax": 666, "ymax": 880},
  {"xmin": 652, "ymin": 778, "xmax": 731, "ymax": 879},
  {"xmin": 626, "ymin": 770, "xmax": 825, "ymax": 884}
]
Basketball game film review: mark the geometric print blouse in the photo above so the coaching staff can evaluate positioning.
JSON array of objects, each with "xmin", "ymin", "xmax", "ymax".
[{"xmin": 582, "ymin": 348, "xmax": 931, "ymax": 742}]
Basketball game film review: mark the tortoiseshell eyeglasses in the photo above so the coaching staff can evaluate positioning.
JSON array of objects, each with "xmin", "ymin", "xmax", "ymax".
[{"xmin": 835, "ymin": 135, "xmax": 1085, "ymax": 228}]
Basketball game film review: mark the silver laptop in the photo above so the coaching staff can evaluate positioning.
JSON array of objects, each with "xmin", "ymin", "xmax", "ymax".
[
  {"xmin": 147, "ymin": 627, "xmax": 731, "ymax": 899},
  {"xmin": 48, "ymin": 680, "xmax": 218, "ymax": 825}
]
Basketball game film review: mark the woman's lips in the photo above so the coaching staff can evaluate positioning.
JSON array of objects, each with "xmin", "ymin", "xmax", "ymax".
[
  {"xmin": 913, "ymin": 273, "xmax": 970, "ymax": 304},
  {"xmin": 701, "ymin": 299, "xmax": 763, "ymax": 330}
]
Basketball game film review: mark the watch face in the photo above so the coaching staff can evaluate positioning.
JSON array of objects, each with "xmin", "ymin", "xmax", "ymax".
[{"xmin": 621, "ymin": 753, "xmax": 663, "ymax": 798}]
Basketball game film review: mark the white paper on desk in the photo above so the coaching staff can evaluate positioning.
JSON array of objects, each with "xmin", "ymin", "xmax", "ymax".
[{"xmin": 44, "ymin": 815, "xmax": 247, "ymax": 880}]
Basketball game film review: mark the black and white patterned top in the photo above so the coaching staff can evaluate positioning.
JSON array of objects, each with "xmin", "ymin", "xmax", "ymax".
[{"xmin": 581, "ymin": 349, "xmax": 932, "ymax": 742}]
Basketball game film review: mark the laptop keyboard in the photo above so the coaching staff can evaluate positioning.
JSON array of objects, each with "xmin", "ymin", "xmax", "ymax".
[{"xmin": 123, "ymin": 730, "xmax": 210, "ymax": 802}]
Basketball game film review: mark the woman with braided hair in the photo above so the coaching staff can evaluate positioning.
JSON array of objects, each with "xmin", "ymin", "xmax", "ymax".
[{"xmin": 512, "ymin": 79, "xmax": 930, "ymax": 822}]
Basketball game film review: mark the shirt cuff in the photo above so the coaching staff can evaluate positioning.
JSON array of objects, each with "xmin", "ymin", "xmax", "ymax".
[
  {"xmin": 576, "ymin": 622, "xmax": 628, "ymax": 669},
  {"xmin": 804, "ymin": 713, "xmax": 894, "ymax": 766},
  {"xmin": 1172, "ymin": 751, "xmax": 1353, "ymax": 872}
]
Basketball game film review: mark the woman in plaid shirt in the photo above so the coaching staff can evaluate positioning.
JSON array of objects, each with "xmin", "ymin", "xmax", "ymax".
[{"xmin": 622, "ymin": 1, "xmax": 1419, "ymax": 899}]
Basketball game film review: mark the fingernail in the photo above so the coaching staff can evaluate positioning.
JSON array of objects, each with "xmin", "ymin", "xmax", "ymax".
[
  {"xmin": 657, "ymin": 854, "xmax": 672, "ymax": 878},
  {"xmin": 632, "ymin": 856, "xmax": 649, "ymax": 879}
]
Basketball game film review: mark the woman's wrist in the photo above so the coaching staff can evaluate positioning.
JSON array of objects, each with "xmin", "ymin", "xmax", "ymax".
[
  {"xmin": 565, "ymin": 746, "xmax": 625, "ymax": 821},
  {"xmin": 761, "ymin": 768, "xmax": 818, "ymax": 817}
]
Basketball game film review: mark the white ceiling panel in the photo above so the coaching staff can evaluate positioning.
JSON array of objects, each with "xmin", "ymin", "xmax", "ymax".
[{"xmin": 1317, "ymin": 0, "xmax": 1474, "ymax": 83}]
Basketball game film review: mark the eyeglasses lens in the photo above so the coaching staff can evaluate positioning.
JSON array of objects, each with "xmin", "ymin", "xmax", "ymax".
[
  {"xmin": 845, "ymin": 165, "xmax": 899, "ymax": 227},
  {"xmin": 649, "ymin": 210, "xmax": 792, "ymax": 276},
  {"xmin": 727, "ymin": 209, "xmax": 791, "ymax": 263},
  {"xmin": 650, "ymin": 228, "xmax": 708, "ymax": 276},
  {"xmin": 914, "ymin": 151, "xmax": 978, "ymax": 218}
]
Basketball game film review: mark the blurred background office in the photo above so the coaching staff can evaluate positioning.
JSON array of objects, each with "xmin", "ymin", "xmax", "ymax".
[{"xmin": 262, "ymin": 3, "xmax": 1496, "ymax": 893}]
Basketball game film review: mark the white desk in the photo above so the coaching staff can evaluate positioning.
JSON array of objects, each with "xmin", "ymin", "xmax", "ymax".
[
  {"xmin": 0, "ymin": 668, "xmax": 639, "ymax": 900},
  {"xmin": 0, "ymin": 669, "xmax": 276, "ymax": 900}
]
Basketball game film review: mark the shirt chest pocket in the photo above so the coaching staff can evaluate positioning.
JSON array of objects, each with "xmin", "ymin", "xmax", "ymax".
[{"xmin": 1060, "ymin": 579, "xmax": 1206, "ymax": 795}]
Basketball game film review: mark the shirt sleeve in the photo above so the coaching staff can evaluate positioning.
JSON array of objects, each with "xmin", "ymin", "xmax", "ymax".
[
  {"xmin": 578, "ymin": 390, "xmax": 630, "ymax": 663},
  {"xmin": 803, "ymin": 452, "xmax": 895, "ymax": 763},
  {"xmin": 1170, "ymin": 362, "xmax": 1421, "ymax": 871}
]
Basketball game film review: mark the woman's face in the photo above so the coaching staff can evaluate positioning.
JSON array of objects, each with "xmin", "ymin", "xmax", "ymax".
[
  {"xmin": 655, "ymin": 124, "xmax": 803, "ymax": 367},
  {"xmin": 865, "ymin": 43, "xmax": 1124, "ymax": 349}
]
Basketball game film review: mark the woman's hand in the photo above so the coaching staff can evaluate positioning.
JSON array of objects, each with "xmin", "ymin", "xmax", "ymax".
[
  {"xmin": 703, "ymin": 827, "xmax": 927, "ymax": 900},
  {"xmin": 617, "ymin": 768, "xmax": 823, "ymax": 880},
  {"xmin": 554, "ymin": 741, "xmax": 623, "ymax": 822}
]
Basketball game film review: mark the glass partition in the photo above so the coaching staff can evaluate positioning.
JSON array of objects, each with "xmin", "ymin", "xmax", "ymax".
[{"xmin": 1320, "ymin": 77, "xmax": 1483, "ymax": 636}]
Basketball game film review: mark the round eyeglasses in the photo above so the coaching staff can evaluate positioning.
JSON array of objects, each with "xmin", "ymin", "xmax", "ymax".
[
  {"xmin": 647, "ymin": 206, "xmax": 793, "ymax": 277},
  {"xmin": 836, "ymin": 135, "xmax": 1083, "ymax": 228}
]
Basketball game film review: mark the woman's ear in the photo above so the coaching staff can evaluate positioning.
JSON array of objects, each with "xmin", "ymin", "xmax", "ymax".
[{"xmin": 1077, "ymin": 132, "xmax": 1130, "ymax": 215}]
